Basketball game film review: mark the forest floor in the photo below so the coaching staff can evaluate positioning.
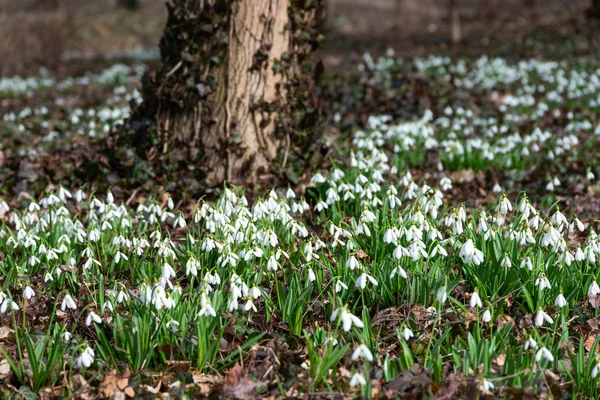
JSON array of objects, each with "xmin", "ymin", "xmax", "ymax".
[{"xmin": 3, "ymin": 1, "xmax": 600, "ymax": 399}]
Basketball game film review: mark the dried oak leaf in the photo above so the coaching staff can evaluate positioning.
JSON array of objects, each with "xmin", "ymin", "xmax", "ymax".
[{"xmin": 223, "ymin": 363, "xmax": 263, "ymax": 400}]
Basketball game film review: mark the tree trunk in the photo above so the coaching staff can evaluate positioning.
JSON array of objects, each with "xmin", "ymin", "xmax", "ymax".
[
  {"xmin": 117, "ymin": 0, "xmax": 139, "ymax": 10},
  {"xmin": 449, "ymin": 0, "xmax": 461, "ymax": 44},
  {"xmin": 589, "ymin": 0, "xmax": 600, "ymax": 18},
  {"xmin": 125, "ymin": 0, "xmax": 323, "ymax": 186}
]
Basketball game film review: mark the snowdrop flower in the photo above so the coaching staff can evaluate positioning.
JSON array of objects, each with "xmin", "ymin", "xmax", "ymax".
[
  {"xmin": 535, "ymin": 347, "xmax": 554, "ymax": 362},
  {"xmin": 346, "ymin": 256, "xmax": 360, "ymax": 270},
  {"xmin": 349, "ymin": 372, "xmax": 367, "ymax": 387},
  {"xmin": 589, "ymin": 280, "xmax": 600, "ymax": 296},
  {"xmin": 162, "ymin": 263, "xmax": 176, "ymax": 281},
  {"xmin": 492, "ymin": 183, "xmax": 502, "ymax": 193},
  {"xmin": 401, "ymin": 327, "xmax": 414, "ymax": 341},
  {"xmin": 535, "ymin": 275, "xmax": 551, "ymax": 291},
  {"xmin": 335, "ymin": 280, "xmax": 348, "ymax": 292},
  {"xmin": 62, "ymin": 332, "xmax": 72, "ymax": 342},
  {"xmin": 61, "ymin": 294, "xmax": 77, "ymax": 311},
  {"xmin": 436, "ymin": 286, "xmax": 448, "ymax": 304},
  {"xmin": 480, "ymin": 378, "xmax": 494, "ymax": 392},
  {"xmin": 331, "ymin": 307, "xmax": 364, "ymax": 332},
  {"xmin": 499, "ymin": 196, "xmax": 512, "ymax": 215},
  {"xmin": 482, "ymin": 309, "xmax": 492, "ymax": 323},
  {"xmin": 186, "ymin": 257, "xmax": 199, "ymax": 276},
  {"xmin": 520, "ymin": 257, "xmax": 533, "ymax": 270},
  {"xmin": 75, "ymin": 346, "xmax": 95, "ymax": 369},
  {"xmin": 554, "ymin": 293, "xmax": 567, "ymax": 308},
  {"xmin": 166, "ymin": 320, "xmax": 180, "ymax": 332},
  {"xmin": 459, "ymin": 239, "xmax": 484, "ymax": 265},
  {"xmin": 390, "ymin": 265, "xmax": 407, "ymax": 279},
  {"xmin": 534, "ymin": 309, "xmax": 553, "ymax": 327},
  {"xmin": 470, "ymin": 291, "xmax": 483, "ymax": 308},
  {"xmin": 198, "ymin": 292, "xmax": 216, "ymax": 317},
  {"xmin": 592, "ymin": 364, "xmax": 600, "ymax": 378},
  {"xmin": 356, "ymin": 272, "xmax": 378, "ymax": 290},
  {"xmin": 524, "ymin": 337, "xmax": 537, "ymax": 350},
  {"xmin": 23, "ymin": 286, "xmax": 35, "ymax": 300},
  {"xmin": 267, "ymin": 255, "xmax": 279, "ymax": 271},
  {"xmin": 501, "ymin": 255, "xmax": 512, "ymax": 268},
  {"xmin": 307, "ymin": 268, "xmax": 316, "ymax": 282},
  {"xmin": 85, "ymin": 311, "xmax": 102, "ymax": 326},
  {"xmin": 351, "ymin": 344, "xmax": 373, "ymax": 362}
]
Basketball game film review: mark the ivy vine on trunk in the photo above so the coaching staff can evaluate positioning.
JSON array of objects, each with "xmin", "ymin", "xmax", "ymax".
[{"xmin": 116, "ymin": 0, "xmax": 325, "ymax": 187}]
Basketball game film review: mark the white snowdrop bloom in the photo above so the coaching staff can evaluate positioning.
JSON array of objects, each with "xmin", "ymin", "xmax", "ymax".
[
  {"xmin": 61, "ymin": 294, "xmax": 77, "ymax": 311},
  {"xmin": 198, "ymin": 292, "xmax": 216, "ymax": 317},
  {"xmin": 401, "ymin": 327, "xmax": 414, "ymax": 341},
  {"xmin": 520, "ymin": 257, "xmax": 533, "ymax": 270},
  {"xmin": 589, "ymin": 281, "xmax": 600, "ymax": 296},
  {"xmin": 524, "ymin": 337, "xmax": 538, "ymax": 351},
  {"xmin": 480, "ymin": 378, "xmax": 494, "ymax": 392},
  {"xmin": 575, "ymin": 247, "xmax": 585, "ymax": 262},
  {"xmin": 244, "ymin": 299, "xmax": 257, "ymax": 312},
  {"xmin": 335, "ymin": 280, "xmax": 348, "ymax": 293},
  {"xmin": 116, "ymin": 290, "xmax": 128, "ymax": 304},
  {"xmin": 459, "ymin": 239, "xmax": 484, "ymax": 265},
  {"xmin": 390, "ymin": 265, "xmax": 407, "ymax": 279},
  {"xmin": 162, "ymin": 263, "xmax": 176, "ymax": 281},
  {"xmin": 499, "ymin": 196, "xmax": 512, "ymax": 215},
  {"xmin": 331, "ymin": 307, "xmax": 364, "ymax": 332},
  {"xmin": 557, "ymin": 251, "xmax": 574, "ymax": 266},
  {"xmin": 349, "ymin": 372, "xmax": 367, "ymax": 387},
  {"xmin": 569, "ymin": 218, "xmax": 585, "ymax": 233},
  {"xmin": 439, "ymin": 177, "xmax": 453, "ymax": 191},
  {"xmin": 166, "ymin": 319, "xmax": 180, "ymax": 332},
  {"xmin": 23, "ymin": 286, "xmax": 35, "ymax": 300},
  {"xmin": 346, "ymin": 256, "xmax": 360, "ymax": 270},
  {"xmin": 534, "ymin": 309, "xmax": 554, "ymax": 327},
  {"xmin": 554, "ymin": 294, "xmax": 567, "ymax": 308},
  {"xmin": 186, "ymin": 257, "xmax": 199, "ymax": 276},
  {"xmin": 535, "ymin": 275, "xmax": 551, "ymax": 290},
  {"xmin": 550, "ymin": 209, "xmax": 567, "ymax": 228},
  {"xmin": 250, "ymin": 286, "xmax": 261, "ymax": 299},
  {"xmin": 535, "ymin": 347, "xmax": 554, "ymax": 363},
  {"xmin": 592, "ymin": 364, "xmax": 600, "ymax": 379},
  {"xmin": 85, "ymin": 312, "xmax": 102, "ymax": 326},
  {"xmin": 62, "ymin": 332, "xmax": 72, "ymax": 342},
  {"xmin": 267, "ymin": 255, "xmax": 279, "ymax": 271},
  {"xmin": 285, "ymin": 188, "xmax": 296, "ymax": 199},
  {"xmin": 587, "ymin": 171, "xmax": 595, "ymax": 180},
  {"xmin": 492, "ymin": 183, "xmax": 502, "ymax": 193},
  {"xmin": 501, "ymin": 255, "xmax": 512, "ymax": 268},
  {"xmin": 470, "ymin": 291, "xmax": 483, "ymax": 308},
  {"xmin": 541, "ymin": 227, "xmax": 561, "ymax": 248},
  {"xmin": 356, "ymin": 272, "xmax": 378, "ymax": 290},
  {"xmin": 383, "ymin": 228, "xmax": 398, "ymax": 244},
  {"xmin": 75, "ymin": 346, "xmax": 95, "ymax": 369},
  {"xmin": 351, "ymin": 344, "xmax": 373, "ymax": 362},
  {"xmin": 482, "ymin": 309, "xmax": 492, "ymax": 323},
  {"xmin": 436, "ymin": 286, "xmax": 448, "ymax": 304},
  {"xmin": 173, "ymin": 214, "xmax": 186, "ymax": 228},
  {"xmin": 315, "ymin": 200, "xmax": 328, "ymax": 212},
  {"xmin": 106, "ymin": 191, "xmax": 114, "ymax": 204},
  {"xmin": 307, "ymin": 268, "xmax": 316, "ymax": 282},
  {"xmin": 311, "ymin": 173, "xmax": 326, "ymax": 184}
]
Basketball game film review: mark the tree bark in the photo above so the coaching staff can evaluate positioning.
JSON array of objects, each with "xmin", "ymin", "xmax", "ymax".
[
  {"xmin": 126, "ymin": 0, "xmax": 322, "ymax": 186},
  {"xmin": 449, "ymin": 0, "xmax": 461, "ymax": 44},
  {"xmin": 589, "ymin": 0, "xmax": 600, "ymax": 18},
  {"xmin": 117, "ymin": 0, "xmax": 139, "ymax": 10}
]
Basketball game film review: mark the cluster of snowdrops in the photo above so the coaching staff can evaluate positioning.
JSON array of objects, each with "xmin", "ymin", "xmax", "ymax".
[{"xmin": 1, "ymin": 113, "xmax": 600, "ymax": 396}]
